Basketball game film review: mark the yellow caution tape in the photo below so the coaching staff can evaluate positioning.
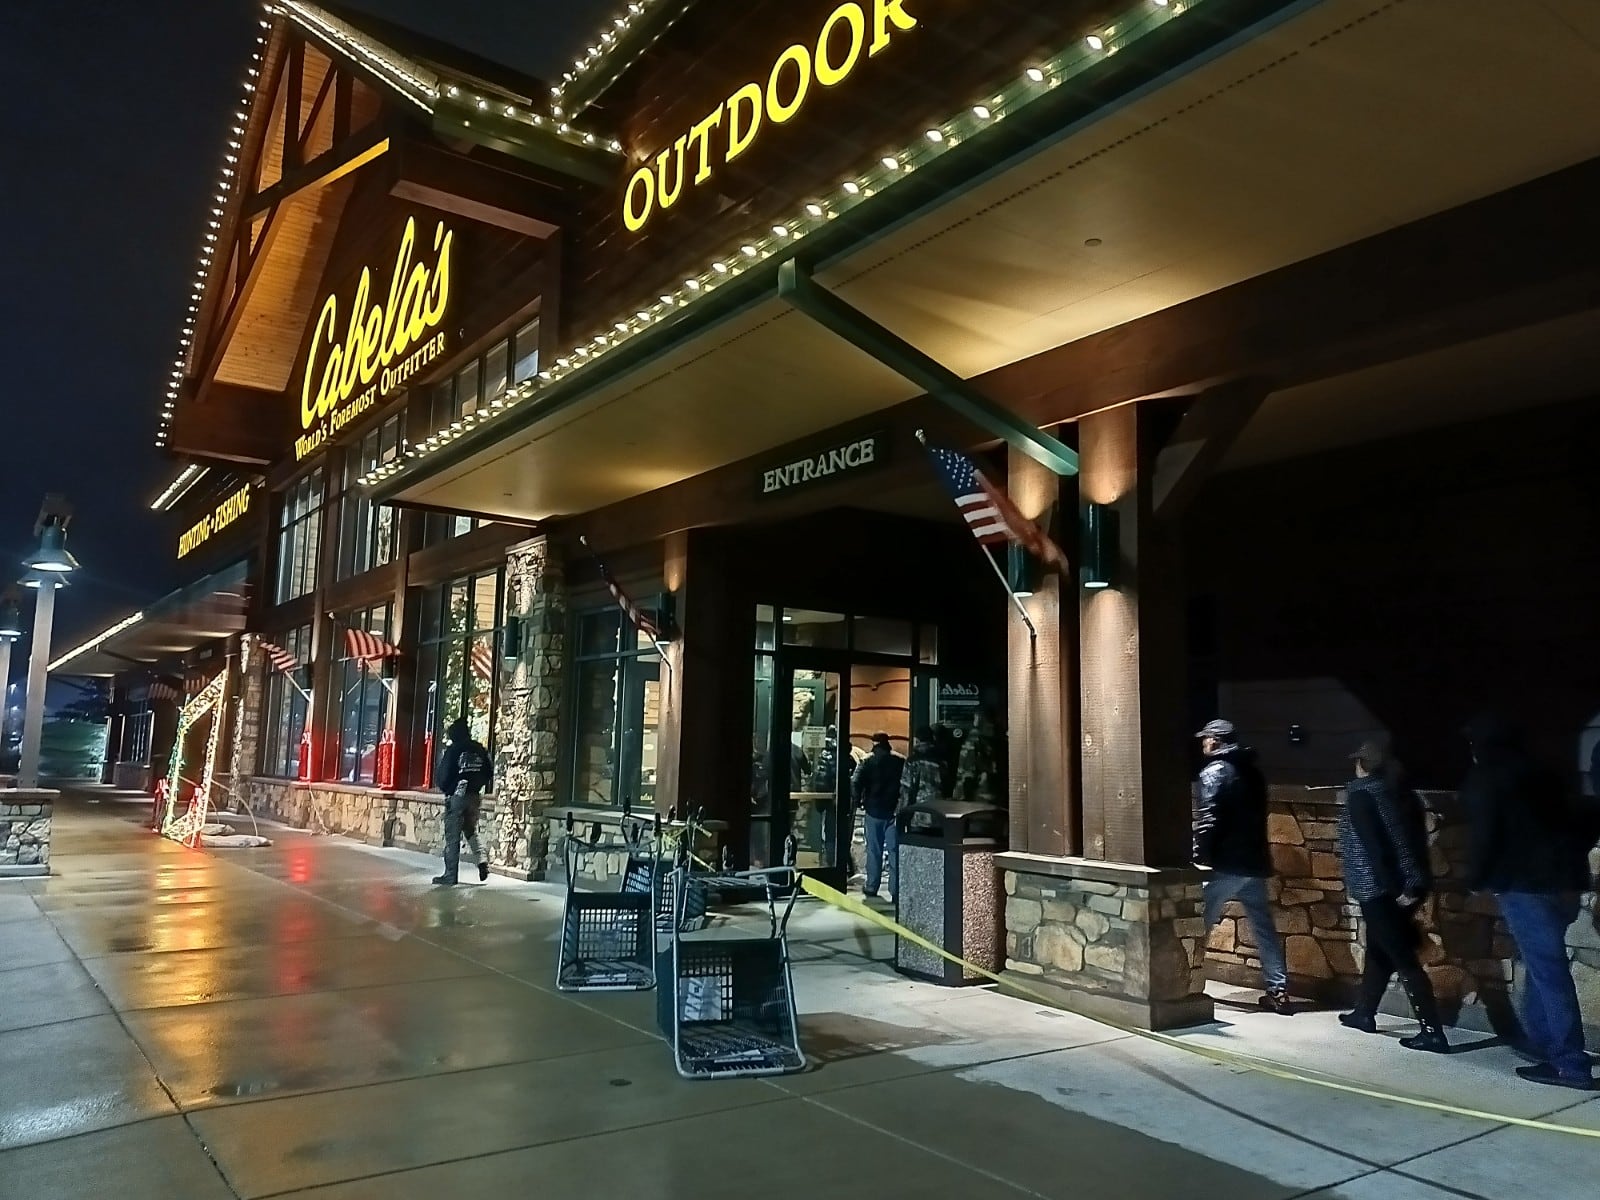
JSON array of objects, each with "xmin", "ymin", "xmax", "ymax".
[{"xmin": 798, "ymin": 875, "xmax": 1600, "ymax": 1139}]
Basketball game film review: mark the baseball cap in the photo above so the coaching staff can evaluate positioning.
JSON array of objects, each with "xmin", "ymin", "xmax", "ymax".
[
  {"xmin": 870, "ymin": 731, "xmax": 891, "ymax": 745},
  {"xmin": 1195, "ymin": 719, "xmax": 1235, "ymax": 740},
  {"xmin": 1348, "ymin": 737, "xmax": 1390, "ymax": 767}
]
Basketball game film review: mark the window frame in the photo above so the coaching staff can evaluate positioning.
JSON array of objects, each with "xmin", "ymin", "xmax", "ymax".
[
  {"xmin": 274, "ymin": 468, "xmax": 326, "ymax": 604},
  {"xmin": 333, "ymin": 602, "xmax": 395, "ymax": 786},
  {"xmin": 564, "ymin": 603, "xmax": 665, "ymax": 811},
  {"xmin": 413, "ymin": 569, "xmax": 506, "ymax": 788},
  {"xmin": 259, "ymin": 624, "xmax": 312, "ymax": 778},
  {"xmin": 334, "ymin": 415, "xmax": 402, "ymax": 582}
]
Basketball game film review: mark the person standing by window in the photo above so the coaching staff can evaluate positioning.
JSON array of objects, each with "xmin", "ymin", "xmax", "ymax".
[
  {"xmin": 1193, "ymin": 719, "xmax": 1293, "ymax": 1015},
  {"xmin": 852, "ymin": 732, "xmax": 904, "ymax": 900},
  {"xmin": 1337, "ymin": 739, "xmax": 1446, "ymax": 1051},
  {"xmin": 434, "ymin": 716, "xmax": 492, "ymax": 886}
]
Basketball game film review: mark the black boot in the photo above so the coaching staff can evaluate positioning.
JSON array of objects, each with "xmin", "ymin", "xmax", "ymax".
[
  {"xmin": 1339, "ymin": 1010, "xmax": 1377, "ymax": 1033},
  {"xmin": 1397, "ymin": 971, "xmax": 1449, "ymax": 1053}
]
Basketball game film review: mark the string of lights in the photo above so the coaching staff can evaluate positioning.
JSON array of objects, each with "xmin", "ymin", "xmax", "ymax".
[
  {"xmin": 551, "ymin": 0, "xmax": 692, "ymax": 116},
  {"xmin": 360, "ymin": 0, "xmax": 1197, "ymax": 492},
  {"xmin": 161, "ymin": 671, "xmax": 229, "ymax": 846}
]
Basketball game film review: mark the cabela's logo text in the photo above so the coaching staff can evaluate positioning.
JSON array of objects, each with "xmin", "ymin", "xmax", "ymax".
[{"xmin": 297, "ymin": 216, "xmax": 452, "ymax": 460}]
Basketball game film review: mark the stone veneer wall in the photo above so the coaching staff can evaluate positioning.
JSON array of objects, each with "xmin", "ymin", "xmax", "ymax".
[
  {"xmin": 492, "ymin": 537, "xmax": 566, "ymax": 880},
  {"xmin": 1207, "ymin": 786, "xmax": 1600, "ymax": 1038},
  {"xmin": 0, "ymin": 793, "xmax": 53, "ymax": 876},
  {"xmin": 1001, "ymin": 854, "xmax": 1212, "ymax": 1029}
]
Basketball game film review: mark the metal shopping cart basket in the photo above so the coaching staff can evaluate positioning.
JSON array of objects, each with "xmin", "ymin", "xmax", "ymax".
[
  {"xmin": 622, "ymin": 808, "xmax": 744, "ymax": 933},
  {"xmin": 556, "ymin": 814, "xmax": 658, "ymax": 993},
  {"xmin": 656, "ymin": 865, "xmax": 806, "ymax": 1080}
]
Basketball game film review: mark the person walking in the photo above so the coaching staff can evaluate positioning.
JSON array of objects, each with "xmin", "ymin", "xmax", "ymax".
[
  {"xmin": 434, "ymin": 716, "xmax": 493, "ymax": 886},
  {"xmin": 1336, "ymin": 739, "xmax": 1447, "ymax": 1051},
  {"xmin": 851, "ymin": 732, "xmax": 904, "ymax": 899},
  {"xmin": 891, "ymin": 727, "xmax": 944, "ymax": 899},
  {"xmin": 1193, "ymin": 719, "xmax": 1293, "ymax": 1015},
  {"xmin": 1463, "ymin": 715, "xmax": 1595, "ymax": 1090}
]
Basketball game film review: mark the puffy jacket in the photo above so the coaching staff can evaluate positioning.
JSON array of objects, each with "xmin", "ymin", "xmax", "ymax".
[
  {"xmin": 852, "ymin": 745, "xmax": 905, "ymax": 819},
  {"xmin": 898, "ymin": 741, "xmax": 943, "ymax": 813},
  {"xmin": 1193, "ymin": 744, "xmax": 1272, "ymax": 877},
  {"xmin": 1341, "ymin": 773, "xmax": 1431, "ymax": 903}
]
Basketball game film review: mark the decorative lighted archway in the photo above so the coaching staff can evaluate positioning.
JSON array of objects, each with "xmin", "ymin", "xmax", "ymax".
[{"xmin": 160, "ymin": 671, "xmax": 228, "ymax": 846}]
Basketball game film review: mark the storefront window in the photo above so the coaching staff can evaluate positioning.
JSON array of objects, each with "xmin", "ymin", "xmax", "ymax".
[
  {"xmin": 335, "ymin": 603, "xmax": 394, "ymax": 784},
  {"xmin": 260, "ymin": 624, "xmax": 311, "ymax": 777},
  {"xmin": 335, "ymin": 416, "xmax": 401, "ymax": 581},
  {"xmin": 512, "ymin": 320, "xmax": 540, "ymax": 384},
  {"xmin": 483, "ymin": 340, "xmax": 509, "ymax": 410},
  {"xmin": 274, "ymin": 468, "xmax": 325, "ymax": 603},
  {"xmin": 121, "ymin": 708, "xmax": 154, "ymax": 766},
  {"xmin": 414, "ymin": 570, "xmax": 504, "ymax": 784},
  {"xmin": 568, "ymin": 608, "xmax": 662, "ymax": 810}
]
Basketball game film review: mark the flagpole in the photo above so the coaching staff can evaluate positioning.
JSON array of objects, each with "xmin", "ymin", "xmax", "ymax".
[{"xmin": 984, "ymin": 547, "xmax": 1037, "ymax": 641}]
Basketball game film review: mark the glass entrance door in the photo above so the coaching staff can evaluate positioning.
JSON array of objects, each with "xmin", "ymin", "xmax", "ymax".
[{"xmin": 772, "ymin": 656, "xmax": 849, "ymax": 889}]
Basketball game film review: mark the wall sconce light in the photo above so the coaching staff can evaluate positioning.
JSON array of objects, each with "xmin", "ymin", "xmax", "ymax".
[
  {"xmin": 1006, "ymin": 543, "xmax": 1042, "ymax": 598},
  {"xmin": 502, "ymin": 615, "xmax": 525, "ymax": 664},
  {"xmin": 654, "ymin": 592, "xmax": 679, "ymax": 639},
  {"xmin": 1081, "ymin": 503, "xmax": 1118, "ymax": 591}
]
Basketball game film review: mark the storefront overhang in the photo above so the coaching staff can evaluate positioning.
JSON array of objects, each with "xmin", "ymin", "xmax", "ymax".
[
  {"xmin": 371, "ymin": 0, "xmax": 1600, "ymax": 524},
  {"xmin": 49, "ymin": 562, "xmax": 250, "ymax": 678}
]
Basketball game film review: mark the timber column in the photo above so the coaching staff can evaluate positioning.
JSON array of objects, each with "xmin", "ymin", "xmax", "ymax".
[{"xmin": 1000, "ymin": 403, "xmax": 1211, "ymax": 1030}]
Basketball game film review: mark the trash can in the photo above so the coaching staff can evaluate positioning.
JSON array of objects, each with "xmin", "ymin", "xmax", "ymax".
[{"xmin": 893, "ymin": 799, "xmax": 1007, "ymax": 986}]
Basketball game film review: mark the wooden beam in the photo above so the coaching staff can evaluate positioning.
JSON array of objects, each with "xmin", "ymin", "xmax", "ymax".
[
  {"xmin": 282, "ymin": 40, "xmax": 304, "ymax": 174},
  {"xmin": 387, "ymin": 140, "xmax": 565, "ymax": 238},
  {"xmin": 1151, "ymin": 379, "xmax": 1271, "ymax": 521},
  {"xmin": 169, "ymin": 382, "xmax": 288, "ymax": 467},
  {"xmin": 246, "ymin": 124, "xmax": 390, "ymax": 217},
  {"xmin": 198, "ymin": 203, "xmax": 287, "ymax": 385}
]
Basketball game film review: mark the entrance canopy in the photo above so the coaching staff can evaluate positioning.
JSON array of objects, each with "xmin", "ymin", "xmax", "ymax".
[
  {"xmin": 49, "ymin": 561, "xmax": 250, "ymax": 678},
  {"xmin": 373, "ymin": 0, "xmax": 1600, "ymax": 523}
]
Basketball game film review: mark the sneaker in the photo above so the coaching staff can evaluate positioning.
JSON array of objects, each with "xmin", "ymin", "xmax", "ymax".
[
  {"xmin": 478, "ymin": 861, "xmax": 490, "ymax": 882},
  {"xmin": 1259, "ymin": 989, "xmax": 1295, "ymax": 1016},
  {"xmin": 1515, "ymin": 1063, "xmax": 1596, "ymax": 1091},
  {"xmin": 1338, "ymin": 1010, "xmax": 1377, "ymax": 1033},
  {"xmin": 431, "ymin": 875, "xmax": 458, "ymax": 886},
  {"xmin": 1400, "ymin": 1027, "xmax": 1450, "ymax": 1053}
]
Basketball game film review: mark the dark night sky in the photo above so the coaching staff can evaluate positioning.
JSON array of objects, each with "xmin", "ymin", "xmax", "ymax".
[{"xmin": 0, "ymin": 0, "xmax": 611, "ymax": 655}]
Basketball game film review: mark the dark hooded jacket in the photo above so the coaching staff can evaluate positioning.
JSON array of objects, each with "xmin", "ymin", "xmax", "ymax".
[
  {"xmin": 1193, "ymin": 743, "xmax": 1272, "ymax": 877},
  {"xmin": 852, "ymin": 742, "xmax": 905, "ymax": 820},
  {"xmin": 1341, "ymin": 771, "xmax": 1431, "ymax": 903},
  {"xmin": 439, "ymin": 718, "xmax": 492, "ymax": 801},
  {"xmin": 1463, "ymin": 716, "xmax": 1588, "ymax": 893}
]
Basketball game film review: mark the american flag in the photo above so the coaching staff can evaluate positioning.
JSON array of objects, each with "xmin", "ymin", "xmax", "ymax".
[
  {"xmin": 580, "ymin": 536, "xmax": 664, "ymax": 640},
  {"xmin": 343, "ymin": 625, "xmax": 401, "ymax": 662},
  {"xmin": 469, "ymin": 639, "xmax": 496, "ymax": 680},
  {"xmin": 924, "ymin": 444, "xmax": 1070, "ymax": 573},
  {"xmin": 257, "ymin": 640, "xmax": 298, "ymax": 675}
]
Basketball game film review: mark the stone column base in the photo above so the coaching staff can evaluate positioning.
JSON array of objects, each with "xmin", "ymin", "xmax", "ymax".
[
  {"xmin": 998, "ymin": 852, "xmax": 1213, "ymax": 1031},
  {"xmin": 1, "ymin": 790, "xmax": 57, "ymax": 877}
]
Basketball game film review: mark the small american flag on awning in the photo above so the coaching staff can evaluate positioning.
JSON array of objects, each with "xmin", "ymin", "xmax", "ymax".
[
  {"xmin": 257, "ymin": 640, "xmax": 298, "ymax": 675},
  {"xmin": 580, "ymin": 536, "xmax": 665, "ymax": 641},
  {"xmin": 343, "ymin": 626, "xmax": 401, "ymax": 662},
  {"xmin": 470, "ymin": 639, "xmax": 496, "ymax": 680}
]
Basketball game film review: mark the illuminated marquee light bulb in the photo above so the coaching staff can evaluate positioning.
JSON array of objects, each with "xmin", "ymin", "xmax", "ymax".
[
  {"xmin": 842, "ymin": 181, "xmax": 861, "ymax": 195},
  {"xmin": 1026, "ymin": 67, "xmax": 1046, "ymax": 82}
]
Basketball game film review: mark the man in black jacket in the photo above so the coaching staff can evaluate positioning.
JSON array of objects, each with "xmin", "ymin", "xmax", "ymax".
[
  {"xmin": 852, "ymin": 733, "xmax": 904, "ymax": 899},
  {"xmin": 1464, "ymin": 715, "xmax": 1595, "ymax": 1090},
  {"xmin": 1194, "ymin": 719, "xmax": 1292, "ymax": 1015},
  {"xmin": 434, "ymin": 716, "xmax": 492, "ymax": 886}
]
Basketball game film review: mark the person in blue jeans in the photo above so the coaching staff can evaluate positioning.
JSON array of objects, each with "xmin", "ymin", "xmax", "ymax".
[
  {"xmin": 1464, "ymin": 715, "xmax": 1595, "ymax": 1091},
  {"xmin": 851, "ymin": 732, "xmax": 904, "ymax": 900},
  {"xmin": 1194, "ymin": 719, "xmax": 1292, "ymax": 1015}
]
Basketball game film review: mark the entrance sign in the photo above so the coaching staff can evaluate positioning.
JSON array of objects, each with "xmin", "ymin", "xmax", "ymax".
[
  {"xmin": 296, "ymin": 216, "xmax": 454, "ymax": 461},
  {"xmin": 760, "ymin": 432, "xmax": 887, "ymax": 496},
  {"xmin": 177, "ymin": 484, "xmax": 253, "ymax": 559},
  {"xmin": 623, "ymin": 0, "xmax": 919, "ymax": 233}
]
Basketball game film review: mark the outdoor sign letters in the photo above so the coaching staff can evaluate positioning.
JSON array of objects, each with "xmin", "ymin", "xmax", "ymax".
[
  {"xmin": 760, "ymin": 432, "xmax": 886, "ymax": 496},
  {"xmin": 296, "ymin": 216, "xmax": 454, "ymax": 461},
  {"xmin": 177, "ymin": 484, "xmax": 253, "ymax": 559},
  {"xmin": 623, "ymin": 0, "xmax": 919, "ymax": 232}
]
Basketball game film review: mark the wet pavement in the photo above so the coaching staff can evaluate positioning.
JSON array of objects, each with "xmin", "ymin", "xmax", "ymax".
[{"xmin": 1, "ymin": 789, "xmax": 1594, "ymax": 1198}]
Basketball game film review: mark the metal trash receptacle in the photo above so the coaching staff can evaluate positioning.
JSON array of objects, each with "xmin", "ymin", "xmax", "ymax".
[{"xmin": 894, "ymin": 800, "xmax": 1006, "ymax": 985}]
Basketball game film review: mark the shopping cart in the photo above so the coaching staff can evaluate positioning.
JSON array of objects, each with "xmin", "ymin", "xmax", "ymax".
[
  {"xmin": 656, "ymin": 865, "xmax": 807, "ymax": 1079},
  {"xmin": 555, "ymin": 813, "xmax": 658, "ymax": 993}
]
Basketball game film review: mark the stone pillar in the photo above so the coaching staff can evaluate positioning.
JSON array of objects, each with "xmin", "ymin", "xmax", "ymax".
[
  {"xmin": 490, "ymin": 536, "xmax": 566, "ymax": 879},
  {"xmin": 998, "ymin": 403, "xmax": 1211, "ymax": 1029},
  {"xmin": 0, "ymin": 790, "xmax": 55, "ymax": 877}
]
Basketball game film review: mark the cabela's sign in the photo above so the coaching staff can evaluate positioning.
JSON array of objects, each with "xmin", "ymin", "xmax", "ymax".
[
  {"xmin": 759, "ymin": 432, "xmax": 886, "ymax": 497},
  {"xmin": 623, "ymin": 0, "xmax": 919, "ymax": 233},
  {"xmin": 178, "ymin": 484, "xmax": 253, "ymax": 560},
  {"xmin": 296, "ymin": 216, "xmax": 454, "ymax": 461}
]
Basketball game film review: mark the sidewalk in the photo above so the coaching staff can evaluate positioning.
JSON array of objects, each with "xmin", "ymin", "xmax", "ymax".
[{"xmin": 0, "ymin": 789, "xmax": 1593, "ymax": 1199}]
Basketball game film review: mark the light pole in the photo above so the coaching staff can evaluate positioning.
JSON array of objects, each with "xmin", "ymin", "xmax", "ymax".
[
  {"xmin": 0, "ymin": 589, "xmax": 22, "ymax": 773},
  {"xmin": 17, "ymin": 504, "xmax": 79, "ymax": 790}
]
